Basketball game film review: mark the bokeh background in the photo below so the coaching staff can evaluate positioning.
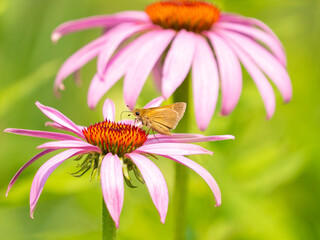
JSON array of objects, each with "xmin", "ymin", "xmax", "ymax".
[{"xmin": 0, "ymin": 0, "xmax": 319, "ymax": 239}]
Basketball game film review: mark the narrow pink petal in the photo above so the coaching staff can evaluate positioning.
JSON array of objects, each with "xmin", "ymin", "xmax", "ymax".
[
  {"xmin": 145, "ymin": 135, "xmax": 235, "ymax": 145},
  {"xmin": 97, "ymin": 22, "xmax": 153, "ymax": 76},
  {"xmin": 6, "ymin": 149, "xmax": 54, "ymax": 197},
  {"xmin": 100, "ymin": 153, "xmax": 124, "ymax": 228},
  {"xmin": 52, "ymin": 11, "xmax": 150, "ymax": 42},
  {"xmin": 54, "ymin": 33, "xmax": 109, "ymax": 93},
  {"xmin": 88, "ymin": 30, "xmax": 161, "ymax": 109},
  {"xmin": 87, "ymin": 74, "xmax": 108, "ymax": 109},
  {"xmin": 219, "ymin": 13, "xmax": 287, "ymax": 66},
  {"xmin": 215, "ymin": 22, "xmax": 286, "ymax": 66},
  {"xmin": 192, "ymin": 34, "xmax": 219, "ymax": 131},
  {"xmin": 35, "ymin": 102, "xmax": 84, "ymax": 139},
  {"xmin": 45, "ymin": 122, "xmax": 85, "ymax": 133},
  {"xmin": 37, "ymin": 140, "xmax": 101, "ymax": 153},
  {"xmin": 102, "ymin": 99, "xmax": 115, "ymax": 121},
  {"xmin": 126, "ymin": 153, "xmax": 168, "ymax": 223},
  {"xmin": 217, "ymin": 32, "xmax": 276, "ymax": 118},
  {"xmin": 117, "ymin": 119, "xmax": 135, "ymax": 125},
  {"xmin": 143, "ymin": 97, "xmax": 164, "ymax": 109},
  {"xmin": 161, "ymin": 30, "xmax": 196, "ymax": 99},
  {"xmin": 135, "ymin": 143, "xmax": 212, "ymax": 156},
  {"xmin": 30, "ymin": 149, "xmax": 85, "ymax": 218},
  {"xmin": 148, "ymin": 133, "xmax": 204, "ymax": 140},
  {"xmin": 4, "ymin": 128, "xmax": 81, "ymax": 141},
  {"xmin": 124, "ymin": 30, "xmax": 176, "ymax": 108},
  {"xmin": 206, "ymin": 32, "xmax": 242, "ymax": 115},
  {"xmin": 151, "ymin": 59, "xmax": 163, "ymax": 92},
  {"xmin": 219, "ymin": 30, "xmax": 292, "ymax": 103},
  {"xmin": 165, "ymin": 155, "xmax": 221, "ymax": 207}
]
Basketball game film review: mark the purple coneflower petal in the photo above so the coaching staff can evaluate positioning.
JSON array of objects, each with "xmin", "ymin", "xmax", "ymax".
[
  {"xmin": 37, "ymin": 140, "xmax": 101, "ymax": 153},
  {"xmin": 192, "ymin": 34, "xmax": 219, "ymax": 131},
  {"xmin": 148, "ymin": 133, "xmax": 204, "ymax": 140},
  {"xmin": 30, "ymin": 149, "xmax": 84, "ymax": 218},
  {"xmin": 6, "ymin": 149, "xmax": 54, "ymax": 197},
  {"xmin": 88, "ymin": 30, "xmax": 167, "ymax": 109},
  {"xmin": 54, "ymin": 33, "xmax": 109, "ymax": 93},
  {"xmin": 161, "ymin": 30, "xmax": 196, "ymax": 99},
  {"xmin": 97, "ymin": 22, "xmax": 153, "ymax": 77},
  {"xmin": 220, "ymin": 30, "xmax": 292, "ymax": 103},
  {"xmin": 135, "ymin": 143, "xmax": 212, "ymax": 155},
  {"xmin": 118, "ymin": 119, "xmax": 135, "ymax": 125},
  {"xmin": 165, "ymin": 155, "xmax": 221, "ymax": 206},
  {"xmin": 215, "ymin": 22, "xmax": 286, "ymax": 66},
  {"xmin": 126, "ymin": 153, "xmax": 168, "ymax": 223},
  {"xmin": 103, "ymin": 98, "xmax": 115, "ymax": 122},
  {"xmin": 124, "ymin": 30, "xmax": 175, "ymax": 108},
  {"xmin": 206, "ymin": 32, "xmax": 242, "ymax": 116},
  {"xmin": 143, "ymin": 96, "xmax": 164, "ymax": 109},
  {"xmin": 218, "ymin": 33, "xmax": 276, "ymax": 118},
  {"xmin": 152, "ymin": 59, "xmax": 163, "ymax": 92},
  {"xmin": 45, "ymin": 122, "xmax": 85, "ymax": 134},
  {"xmin": 36, "ymin": 102, "xmax": 84, "ymax": 139},
  {"xmin": 101, "ymin": 153, "xmax": 124, "ymax": 228},
  {"xmin": 145, "ymin": 135, "xmax": 235, "ymax": 145},
  {"xmin": 52, "ymin": 11, "xmax": 150, "ymax": 42},
  {"xmin": 3, "ymin": 128, "xmax": 81, "ymax": 141},
  {"xmin": 219, "ymin": 13, "xmax": 286, "ymax": 65}
]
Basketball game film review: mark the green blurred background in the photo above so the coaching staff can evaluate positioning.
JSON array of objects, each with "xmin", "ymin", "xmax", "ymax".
[{"xmin": 0, "ymin": 0, "xmax": 319, "ymax": 239}]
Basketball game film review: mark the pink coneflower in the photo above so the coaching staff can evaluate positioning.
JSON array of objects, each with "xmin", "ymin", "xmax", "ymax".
[
  {"xmin": 53, "ymin": 0, "xmax": 292, "ymax": 130},
  {"xmin": 4, "ymin": 98, "xmax": 234, "ymax": 227}
]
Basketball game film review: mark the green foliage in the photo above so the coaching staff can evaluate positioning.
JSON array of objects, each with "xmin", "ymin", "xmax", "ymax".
[{"xmin": 0, "ymin": 0, "xmax": 319, "ymax": 239}]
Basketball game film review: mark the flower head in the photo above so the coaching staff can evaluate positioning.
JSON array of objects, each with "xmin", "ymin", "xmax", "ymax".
[
  {"xmin": 4, "ymin": 98, "xmax": 234, "ymax": 227},
  {"xmin": 53, "ymin": 0, "xmax": 292, "ymax": 130}
]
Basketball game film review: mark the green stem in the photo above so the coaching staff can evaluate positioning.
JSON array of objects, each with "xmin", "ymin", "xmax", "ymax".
[
  {"xmin": 102, "ymin": 197, "xmax": 117, "ymax": 240},
  {"xmin": 173, "ymin": 76, "xmax": 190, "ymax": 240}
]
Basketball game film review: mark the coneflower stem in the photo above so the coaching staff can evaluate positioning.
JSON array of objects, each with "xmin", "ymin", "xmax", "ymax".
[
  {"xmin": 102, "ymin": 197, "xmax": 117, "ymax": 240},
  {"xmin": 173, "ymin": 76, "xmax": 190, "ymax": 240}
]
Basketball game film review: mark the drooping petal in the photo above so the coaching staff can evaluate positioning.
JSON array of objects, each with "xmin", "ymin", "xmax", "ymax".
[
  {"xmin": 35, "ymin": 102, "xmax": 84, "ymax": 139},
  {"xmin": 206, "ymin": 32, "xmax": 242, "ymax": 115},
  {"xmin": 161, "ymin": 30, "xmax": 196, "ymax": 99},
  {"xmin": 152, "ymin": 59, "xmax": 163, "ymax": 92},
  {"xmin": 97, "ymin": 22, "xmax": 154, "ymax": 76},
  {"xmin": 100, "ymin": 153, "xmax": 124, "ymax": 228},
  {"xmin": 219, "ymin": 29, "xmax": 292, "ymax": 103},
  {"xmin": 3, "ymin": 128, "xmax": 81, "ymax": 141},
  {"xmin": 30, "ymin": 149, "xmax": 85, "ymax": 218},
  {"xmin": 88, "ymin": 30, "xmax": 169, "ymax": 109},
  {"xmin": 164, "ymin": 155, "xmax": 221, "ymax": 207},
  {"xmin": 124, "ymin": 29, "xmax": 176, "ymax": 108},
  {"xmin": 126, "ymin": 153, "xmax": 168, "ymax": 223},
  {"xmin": 37, "ymin": 140, "xmax": 101, "ymax": 153},
  {"xmin": 217, "ymin": 32, "xmax": 276, "ymax": 118},
  {"xmin": 134, "ymin": 143, "xmax": 212, "ymax": 155},
  {"xmin": 6, "ymin": 149, "xmax": 54, "ymax": 197},
  {"xmin": 103, "ymin": 99, "xmax": 115, "ymax": 121},
  {"xmin": 215, "ymin": 21, "xmax": 286, "ymax": 66},
  {"xmin": 54, "ymin": 33, "xmax": 109, "ymax": 93},
  {"xmin": 143, "ymin": 96, "xmax": 165, "ymax": 109},
  {"xmin": 145, "ymin": 134, "xmax": 235, "ymax": 145},
  {"xmin": 87, "ymin": 74, "xmax": 108, "ymax": 109},
  {"xmin": 52, "ymin": 11, "xmax": 150, "ymax": 42},
  {"xmin": 192, "ymin": 34, "xmax": 219, "ymax": 131}
]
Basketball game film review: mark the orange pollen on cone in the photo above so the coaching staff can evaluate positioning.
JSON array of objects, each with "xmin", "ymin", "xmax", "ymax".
[
  {"xmin": 145, "ymin": 0, "xmax": 220, "ymax": 33},
  {"xmin": 82, "ymin": 120, "xmax": 148, "ymax": 157}
]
